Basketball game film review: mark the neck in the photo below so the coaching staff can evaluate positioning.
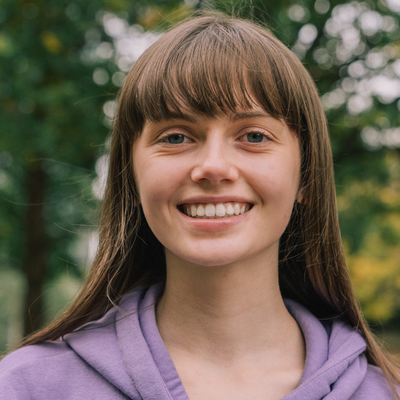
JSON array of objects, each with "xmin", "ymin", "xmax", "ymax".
[{"xmin": 156, "ymin": 250, "xmax": 304, "ymax": 365}]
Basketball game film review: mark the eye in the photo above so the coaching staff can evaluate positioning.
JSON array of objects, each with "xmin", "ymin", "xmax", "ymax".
[
  {"xmin": 238, "ymin": 131, "xmax": 271, "ymax": 144},
  {"xmin": 246, "ymin": 132, "xmax": 264, "ymax": 143},
  {"xmin": 160, "ymin": 133, "xmax": 189, "ymax": 144},
  {"xmin": 168, "ymin": 134, "xmax": 184, "ymax": 144}
]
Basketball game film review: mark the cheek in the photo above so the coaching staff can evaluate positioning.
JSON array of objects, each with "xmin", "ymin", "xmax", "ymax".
[
  {"xmin": 255, "ymin": 160, "xmax": 300, "ymax": 201},
  {"xmin": 134, "ymin": 156, "xmax": 183, "ymax": 209}
]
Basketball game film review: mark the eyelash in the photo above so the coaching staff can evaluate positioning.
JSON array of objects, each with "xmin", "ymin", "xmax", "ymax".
[{"xmin": 159, "ymin": 131, "xmax": 272, "ymax": 145}]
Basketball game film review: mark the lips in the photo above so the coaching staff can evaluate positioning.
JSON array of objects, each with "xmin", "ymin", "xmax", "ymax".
[{"xmin": 179, "ymin": 202, "xmax": 252, "ymax": 218}]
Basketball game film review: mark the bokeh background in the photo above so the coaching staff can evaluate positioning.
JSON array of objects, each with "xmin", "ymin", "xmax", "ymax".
[{"xmin": 1, "ymin": 0, "xmax": 400, "ymax": 354}]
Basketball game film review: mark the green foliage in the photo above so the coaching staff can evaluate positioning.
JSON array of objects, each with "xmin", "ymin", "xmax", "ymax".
[{"xmin": 1, "ymin": 0, "xmax": 111, "ymax": 277}]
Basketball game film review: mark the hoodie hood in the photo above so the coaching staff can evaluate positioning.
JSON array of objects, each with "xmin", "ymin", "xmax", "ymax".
[
  {"xmin": 64, "ymin": 285, "xmax": 370, "ymax": 400},
  {"xmin": 282, "ymin": 300, "xmax": 367, "ymax": 399},
  {"xmin": 64, "ymin": 284, "xmax": 181, "ymax": 400}
]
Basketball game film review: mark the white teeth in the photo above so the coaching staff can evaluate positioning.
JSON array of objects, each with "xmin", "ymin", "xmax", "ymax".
[
  {"xmin": 216, "ymin": 203, "xmax": 226, "ymax": 217},
  {"xmin": 205, "ymin": 204, "xmax": 216, "ymax": 217},
  {"xmin": 197, "ymin": 205, "xmax": 205, "ymax": 216},
  {"xmin": 183, "ymin": 203, "xmax": 251, "ymax": 218},
  {"xmin": 226, "ymin": 203, "xmax": 234, "ymax": 216}
]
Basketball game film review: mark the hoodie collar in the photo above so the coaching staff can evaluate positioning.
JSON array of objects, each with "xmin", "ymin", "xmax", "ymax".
[{"xmin": 64, "ymin": 287, "xmax": 368, "ymax": 400}]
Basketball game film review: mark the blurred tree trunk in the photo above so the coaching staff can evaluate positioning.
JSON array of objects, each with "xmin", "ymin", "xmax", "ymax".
[{"xmin": 24, "ymin": 159, "xmax": 48, "ymax": 336}]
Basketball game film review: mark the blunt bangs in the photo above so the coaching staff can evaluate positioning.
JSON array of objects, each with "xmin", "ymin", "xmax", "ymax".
[{"xmin": 122, "ymin": 16, "xmax": 307, "ymax": 137}]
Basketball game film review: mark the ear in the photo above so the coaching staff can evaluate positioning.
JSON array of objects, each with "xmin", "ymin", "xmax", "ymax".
[{"xmin": 296, "ymin": 188, "xmax": 308, "ymax": 205}]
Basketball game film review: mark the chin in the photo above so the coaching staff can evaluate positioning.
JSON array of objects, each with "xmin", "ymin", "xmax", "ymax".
[
  {"xmin": 178, "ymin": 250, "xmax": 247, "ymax": 268},
  {"xmin": 190, "ymin": 259, "xmax": 234, "ymax": 267}
]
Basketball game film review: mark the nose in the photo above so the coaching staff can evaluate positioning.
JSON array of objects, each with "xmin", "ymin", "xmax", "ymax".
[{"xmin": 190, "ymin": 140, "xmax": 239, "ymax": 186}]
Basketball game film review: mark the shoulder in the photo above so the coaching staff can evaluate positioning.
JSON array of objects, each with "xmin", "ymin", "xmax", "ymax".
[
  {"xmin": 351, "ymin": 364, "xmax": 399, "ymax": 399},
  {"xmin": 0, "ymin": 340, "xmax": 76, "ymax": 373},
  {"xmin": 0, "ymin": 341, "xmax": 92, "ymax": 400}
]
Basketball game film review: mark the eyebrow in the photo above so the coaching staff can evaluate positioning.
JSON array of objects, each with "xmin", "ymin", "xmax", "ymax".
[
  {"xmin": 230, "ymin": 111, "xmax": 272, "ymax": 122},
  {"xmin": 157, "ymin": 110, "xmax": 272, "ymax": 124}
]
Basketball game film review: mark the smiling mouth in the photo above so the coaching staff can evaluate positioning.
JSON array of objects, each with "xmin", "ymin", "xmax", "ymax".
[{"xmin": 178, "ymin": 202, "xmax": 252, "ymax": 219}]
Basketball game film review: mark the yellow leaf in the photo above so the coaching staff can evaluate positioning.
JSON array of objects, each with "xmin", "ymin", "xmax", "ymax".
[
  {"xmin": 41, "ymin": 31, "xmax": 62, "ymax": 53},
  {"xmin": 0, "ymin": 34, "xmax": 13, "ymax": 56}
]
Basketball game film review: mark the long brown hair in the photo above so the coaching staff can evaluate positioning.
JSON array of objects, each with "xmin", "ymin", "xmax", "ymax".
[{"xmin": 21, "ymin": 13, "xmax": 400, "ymax": 395}]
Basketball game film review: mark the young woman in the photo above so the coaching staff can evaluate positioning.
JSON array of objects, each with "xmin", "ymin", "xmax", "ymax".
[{"xmin": 1, "ymin": 13, "xmax": 399, "ymax": 400}]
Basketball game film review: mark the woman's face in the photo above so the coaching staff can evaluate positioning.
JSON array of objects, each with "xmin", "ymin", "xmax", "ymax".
[{"xmin": 132, "ymin": 105, "xmax": 303, "ymax": 268}]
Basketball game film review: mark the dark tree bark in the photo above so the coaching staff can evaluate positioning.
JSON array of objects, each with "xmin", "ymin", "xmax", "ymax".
[{"xmin": 23, "ymin": 159, "xmax": 49, "ymax": 336}]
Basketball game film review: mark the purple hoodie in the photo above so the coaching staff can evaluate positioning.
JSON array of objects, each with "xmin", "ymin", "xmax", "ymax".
[{"xmin": 0, "ymin": 284, "xmax": 396, "ymax": 399}]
